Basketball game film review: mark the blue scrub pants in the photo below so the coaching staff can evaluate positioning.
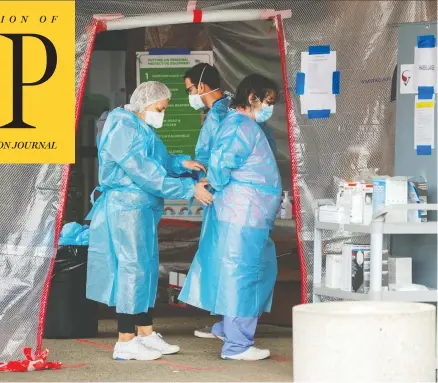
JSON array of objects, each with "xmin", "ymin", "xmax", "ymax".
[{"xmin": 211, "ymin": 317, "xmax": 258, "ymax": 356}]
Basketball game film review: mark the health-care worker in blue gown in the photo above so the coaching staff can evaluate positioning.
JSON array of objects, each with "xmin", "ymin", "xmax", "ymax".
[
  {"xmin": 179, "ymin": 74, "xmax": 281, "ymax": 361},
  {"xmin": 86, "ymin": 81, "xmax": 213, "ymax": 362},
  {"xmin": 184, "ymin": 63, "xmax": 277, "ymax": 167},
  {"xmin": 183, "ymin": 63, "xmax": 232, "ymax": 172}
]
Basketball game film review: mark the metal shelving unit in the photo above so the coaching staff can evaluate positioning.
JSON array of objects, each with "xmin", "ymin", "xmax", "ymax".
[{"xmin": 313, "ymin": 202, "xmax": 438, "ymax": 365}]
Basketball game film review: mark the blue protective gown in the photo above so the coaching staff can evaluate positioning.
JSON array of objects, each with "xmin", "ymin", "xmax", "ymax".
[
  {"xmin": 194, "ymin": 95, "xmax": 231, "ymax": 179},
  {"xmin": 259, "ymin": 122, "xmax": 277, "ymax": 157},
  {"xmin": 86, "ymin": 107, "xmax": 195, "ymax": 314},
  {"xmin": 179, "ymin": 110, "xmax": 282, "ymax": 318}
]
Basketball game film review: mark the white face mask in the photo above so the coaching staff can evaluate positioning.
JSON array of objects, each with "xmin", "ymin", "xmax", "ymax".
[
  {"xmin": 189, "ymin": 94, "xmax": 205, "ymax": 110},
  {"xmin": 188, "ymin": 65, "xmax": 219, "ymax": 110},
  {"xmin": 189, "ymin": 88, "xmax": 220, "ymax": 110},
  {"xmin": 145, "ymin": 111, "xmax": 165, "ymax": 129}
]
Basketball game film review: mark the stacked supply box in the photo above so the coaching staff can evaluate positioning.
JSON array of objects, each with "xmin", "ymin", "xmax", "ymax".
[
  {"xmin": 362, "ymin": 183, "xmax": 374, "ymax": 225},
  {"xmin": 388, "ymin": 257, "xmax": 412, "ymax": 287},
  {"xmin": 319, "ymin": 206, "xmax": 344, "ymax": 224},
  {"xmin": 342, "ymin": 244, "xmax": 388, "ymax": 293},
  {"xmin": 325, "ymin": 254, "xmax": 343, "ymax": 289},
  {"xmin": 336, "ymin": 182, "xmax": 357, "ymax": 224},
  {"xmin": 408, "ymin": 179, "xmax": 428, "ymax": 222},
  {"xmin": 372, "ymin": 176, "xmax": 408, "ymax": 222}
]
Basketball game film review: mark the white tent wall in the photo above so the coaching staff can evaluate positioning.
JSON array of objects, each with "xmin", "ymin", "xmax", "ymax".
[{"xmin": 0, "ymin": 0, "xmax": 435, "ymax": 362}]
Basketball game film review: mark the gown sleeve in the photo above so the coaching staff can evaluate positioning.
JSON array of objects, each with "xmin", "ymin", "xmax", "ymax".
[
  {"xmin": 107, "ymin": 118, "xmax": 195, "ymax": 200},
  {"xmin": 194, "ymin": 109, "xmax": 222, "ymax": 180},
  {"xmin": 165, "ymin": 154, "xmax": 191, "ymax": 177}
]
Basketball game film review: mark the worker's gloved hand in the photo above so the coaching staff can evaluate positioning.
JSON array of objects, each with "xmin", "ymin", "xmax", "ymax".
[
  {"xmin": 194, "ymin": 180, "xmax": 213, "ymax": 206},
  {"xmin": 183, "ymin": 160, "xmax": 206, "ymax": 173}
]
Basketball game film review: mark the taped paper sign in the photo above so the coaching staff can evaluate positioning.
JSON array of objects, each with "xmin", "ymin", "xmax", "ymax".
[
  {"xmin": 298, "ymin": 48, "xmax": 339, "ymax": 118},
  {"xmin": 414, "ymin": 95, "xmax": 435, "ymax": 155},
  {"xmin": 414, "ymin": 35, "xmax": 437, "ymax": 92},
  {"xmin": 415, "ymin": 47, "xmax": 437, "ymax": 90}
]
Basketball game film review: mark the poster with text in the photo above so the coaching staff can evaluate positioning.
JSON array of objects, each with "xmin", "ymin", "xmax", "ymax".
[{"xmin": 136, "ymin": 51, "xmax": 214, "ymax": 157}]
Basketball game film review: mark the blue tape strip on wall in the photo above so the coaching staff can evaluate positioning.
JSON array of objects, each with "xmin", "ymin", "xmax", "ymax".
[
  {"xmin": 309, "ymin": 45, "xmax": 330, "ymax": 55},
  {"xmin": 308, "ymin": 109, "xmax": 330, "ymax": 119},
  {"xmin": 416, "ymin": 145, "xmax": 432, "ymax": 156},
  {"xmin": 417, "ymin": 35, "xmax": 436, "ymax": 49},
  {"xmin": 418, "ymin": 86, "xmax": 435, "ymax": 100},
  {"xmin": 332, "ymin": 71, "xmax": 340, "ymax": 94},
  {"xmin": 296, "ymin": 72, "xmax": 305, "ymax": 95},
  {"xmin": 148, "ymin": 48, "xmax": 191, "ymax": 55}
]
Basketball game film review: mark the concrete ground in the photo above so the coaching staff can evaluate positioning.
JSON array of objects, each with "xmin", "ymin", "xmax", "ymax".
[{"xmin": 3, "ymin": 317, "xmax": 292, "ymax": 382}]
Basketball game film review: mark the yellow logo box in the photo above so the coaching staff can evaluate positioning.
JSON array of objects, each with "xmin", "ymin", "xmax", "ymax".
[{"xmin": 0, "ymin": 1, "xmax": 75, "ymax": 164}]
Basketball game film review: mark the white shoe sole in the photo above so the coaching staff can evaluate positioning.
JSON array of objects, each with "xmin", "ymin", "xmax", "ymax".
[
  {"xmin": 113, "ymin": 352, "xmax": 162, "ymax": 361},
  {"xmin": 194, "ymin": 330, "xmax": 224, "ymax": 341},
  {"xmin": 221, "ymin": 350, "xmax": 270, "ymax": 361},
  {"xmin": 160, "ymin": 346, "xmax": 180, "ymax": 355}
]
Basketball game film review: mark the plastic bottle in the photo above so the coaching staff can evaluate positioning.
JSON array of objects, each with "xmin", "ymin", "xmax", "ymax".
[
  {"xmin": 281, "ymin": 191, "xmax": 293, "ymax": 220},
  {"xmin": 277, "ymin": 200, "xmax": 282, "ymax": 219},
  {"xmin": 350, "ymin": 184, "xmax": 364, "ymax": 224}
]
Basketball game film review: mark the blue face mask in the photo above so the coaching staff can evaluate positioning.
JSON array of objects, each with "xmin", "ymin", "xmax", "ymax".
[{"xmin": 254, "ymin": 103, "xmax": 274, "ymax": 123}]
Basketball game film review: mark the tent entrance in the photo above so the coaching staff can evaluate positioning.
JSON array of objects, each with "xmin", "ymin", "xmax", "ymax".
[{"xmin": 65, "ymin": 7, "xmax": 303, "ymax": 330}]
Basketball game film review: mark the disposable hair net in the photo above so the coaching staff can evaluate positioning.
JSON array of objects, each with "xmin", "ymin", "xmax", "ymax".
[{"xmin": 124, "ymin": 81, "xmax": 171, "ymax": 112}]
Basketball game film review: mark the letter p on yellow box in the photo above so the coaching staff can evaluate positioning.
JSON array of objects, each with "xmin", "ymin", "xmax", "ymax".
[{"xmin": 0, "ymin": 1, "xmax": 75, "ymax": 164}]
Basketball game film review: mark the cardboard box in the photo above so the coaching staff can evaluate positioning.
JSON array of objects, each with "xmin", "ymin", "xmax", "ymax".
[
  {"xmin": 362, "ymin": 184, "xmax": 374, "ymax": 225},
  {"xmin": 342, "ymin": 244, "xmax": 388, "ymax": 293},
  {"xmin": 326, "ymin": 254, "xmax": 343, "ymax": 289},
  {"xmin": 319, "ymin": 205, "xmax": 344, "ymax": 223},
  {"xmin": 389, "ymin": 257, "xmax": 412, "ymax": 286},
  {"xmin": 336, "ymin": 182, "xmax": 358, "ymax": 224},
  {"xmin": 372, "ymin": 176, "xmax": 408, "ymax": 222},
  {"xmin": 408, "ymin": 179, "xmax": 428, "ymax": 222}
]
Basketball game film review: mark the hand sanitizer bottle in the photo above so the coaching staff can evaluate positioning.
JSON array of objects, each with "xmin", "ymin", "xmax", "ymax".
[
  {"xmin": 281, "ymin": 191, "xmax": 293, "ymax": 220},
  {"xmin": 277, "ymin": 202, "xmax": 282, "ymax": 218}
]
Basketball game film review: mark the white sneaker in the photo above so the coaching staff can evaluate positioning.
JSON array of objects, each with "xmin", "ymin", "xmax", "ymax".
[
  {"xmin": 138, "ymin": 332, "xmax": 180, "ymax": 355},
  {"xmin": 113, "ymin": 337, "xmax": 162, "ymax": 361},
  {"xmin": 221, "ymin": 347, "xmax": 271, "ymax": 361},
  {"xmin": 194, "ymin": 326, "xmax": 225, "ymax": 341}
]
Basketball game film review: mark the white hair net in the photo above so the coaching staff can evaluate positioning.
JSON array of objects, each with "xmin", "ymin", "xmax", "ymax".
[{"xmin": 124, "ymin": 81, "xmax": 171, "ymax": 112}]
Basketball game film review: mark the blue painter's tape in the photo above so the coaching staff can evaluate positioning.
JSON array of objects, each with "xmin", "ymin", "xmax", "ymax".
[
  {"xmin": 416, "ymin": 145, "xmax": 432, "ymax": 156},
  {"xmin": 148, "ymin": 48, "xmax": 191, "ymax": 55},
  {"xmin": 417, "ymin": 35, "xmax": 436, "ymax": 48},
  {"xmin": 309, "ymin": 45, "xmax": 330, "ymax": 55},
  {"xmin": 308, "ymin": 109, "xmax": 330, "ymax": 119},
  {"xmin": 332, "ymin": 71, "xmax": 340, "ymax": 94},
  {"xmin": 418, "ymin": 86, "xmax": 434, "ymax": 99},
  {"xmin": 296, "ymin": 72, "xmax": 305, "ymax": 95}
]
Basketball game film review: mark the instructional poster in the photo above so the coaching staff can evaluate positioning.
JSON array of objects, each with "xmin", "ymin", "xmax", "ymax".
[
  {"xmin": 136, "ymin": 51, "xmax": 213, "ymax": 157},
  {"xmin": 414, "ymin": 95, "xmax": 435, "ymax": 150}
]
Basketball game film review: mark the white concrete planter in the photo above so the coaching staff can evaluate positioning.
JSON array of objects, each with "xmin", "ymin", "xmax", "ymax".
[{"xmin": 293, "ymin": 301, "xmax": 435, "ymax": 382}]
